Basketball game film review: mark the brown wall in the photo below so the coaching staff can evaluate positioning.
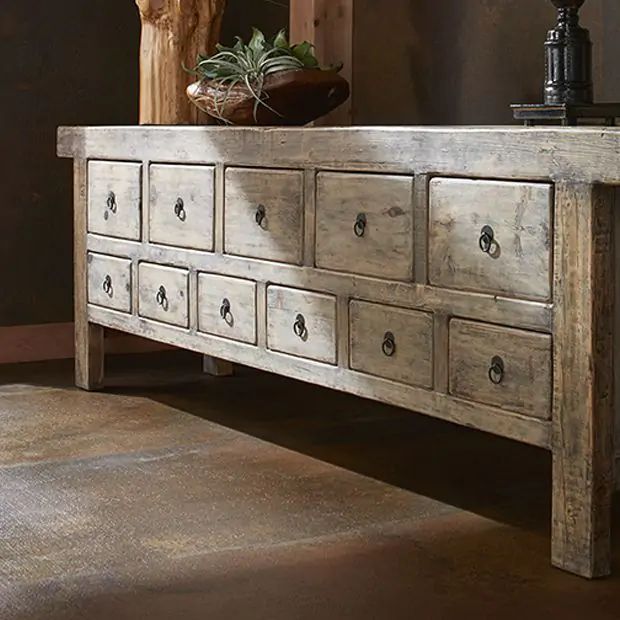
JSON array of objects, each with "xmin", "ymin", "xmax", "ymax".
[
  {"xmin": 0, "ymin": 1, "xmax": 288, "ymax": 328},
  {"xmin": 0, "ymin": 1, "xmax": 140, "ymax": 327},
  {"xmin": 353, "ymin": 0, "xmax": 620, "ymax": 125}
]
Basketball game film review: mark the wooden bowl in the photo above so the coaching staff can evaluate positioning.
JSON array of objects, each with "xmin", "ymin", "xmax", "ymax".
[{"xmin": 187, "ymin": 69, "xmax": 350, "ymax": 126}]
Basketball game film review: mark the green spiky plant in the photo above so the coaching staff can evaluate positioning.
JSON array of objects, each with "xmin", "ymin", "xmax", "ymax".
[{"xmin": 190, "ymin": 28, "xmax": 339, "ymax": 123}]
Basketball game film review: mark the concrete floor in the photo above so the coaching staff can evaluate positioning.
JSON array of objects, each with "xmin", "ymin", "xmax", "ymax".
[{"xmin": 0, "ymin": 352, "xmax": 619, "ymax": 619}]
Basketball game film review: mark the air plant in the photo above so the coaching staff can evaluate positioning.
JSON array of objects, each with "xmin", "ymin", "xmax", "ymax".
[{"xmin": 190, "ymin": 28, "xmax": 339, "ymax": 123}]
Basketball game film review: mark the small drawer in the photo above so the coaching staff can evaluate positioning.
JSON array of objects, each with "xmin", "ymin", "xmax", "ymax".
[
  {"xmin": 267, "ymin": 286, "xmax": 336, "ymax": 364},
  {"xmin": 316, "ymin": 172, "xmax": 414, "ymax": 280},
  {"xmin": 88, "ymin": 161, "xmax": 142, "ymax": 240},
  {"xmin": 449, "ymin": 319, "xmax": 552, "ymax": 419},
  {"xmin": 87, "ymin": 253, "xmax": 132, "ymax": 313},
  {"xmin": 349, "ymin": 301, "xmax": 433, "ymax": 388},
  {"xmin": 429, "ymin": 178, "xmax": 552, "ymax": 301},
  {"xmin": 224, "ymin": 167, "xmax": 304, "ymax": 264},
  {"xmin": 138, "ymin": 263, "xmax": 189, "ymax": 327},
  {"xmin": 198, "ymin": 274, "xmax": 257, "ymax": 344},
  {"xmin": 149, "ymin": 164, "xmax": 215, "ymax": 250}
]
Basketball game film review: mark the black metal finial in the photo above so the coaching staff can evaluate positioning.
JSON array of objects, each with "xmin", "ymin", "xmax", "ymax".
[{"xmin": 545, "ymin": 0, "xmax": 593, "ymax": 105}]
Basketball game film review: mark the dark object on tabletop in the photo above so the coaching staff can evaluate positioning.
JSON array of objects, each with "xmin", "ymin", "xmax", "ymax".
[{"xmin": 512, "ymin": 0, "xmax": 620, "ymax": 126}]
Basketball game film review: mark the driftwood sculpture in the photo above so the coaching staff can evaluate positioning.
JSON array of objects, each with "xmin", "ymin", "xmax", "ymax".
[{"xmin": 135, "ymin": 0, "xmax": 227, "ymax": 124}]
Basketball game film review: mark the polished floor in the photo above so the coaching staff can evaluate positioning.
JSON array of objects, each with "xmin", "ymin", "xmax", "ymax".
[{"xmin": 0, "ymin": 351, "xmax": 618, "ymax": 619}]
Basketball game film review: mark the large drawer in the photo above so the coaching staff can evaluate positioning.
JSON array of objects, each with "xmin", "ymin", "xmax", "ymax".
[
  {"xmin": 267, "ymin": 286, "xmax": 337, "ymax": 364},
  {"xmin": 149, "ymin": 164, "xmax": 215, "ymax": 250},
  {"xmin": 138, "ymin": 263, "xmax": 189, "ymax": 327},
  {"xmin": 88, "ymin": 161, "xmax": 142, "ymax": 240},
  {"xmin": 449, "ymin": 319, "xmax": 552, "ymax": 419},
  {"xmin": 349, "ymin": 300, "xmax": 433, "ymax": 388},
  {"xmin": 198, "ymin": 273, "xmax": 257, "ymax": 344},
  {"xmin": 87, "ymin": 253, "xmax": 132, "ymax": 313},
  {"xmin": 428, "ymin": 178, "xmax": 552, "ymax": 301},
  {"xmin": 224, "ymin": 167, "xmax": 304, "ymax": 264},
  {"xmin": 316, "ymin": 172, "xmax": 414, "ymax": 280}
]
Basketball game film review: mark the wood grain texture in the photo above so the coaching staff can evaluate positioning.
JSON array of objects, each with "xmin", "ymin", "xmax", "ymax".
[
  {"xmin": 74, "ymin": 160, "xmax": 104, "ymax": 390},
  {"xmin": 87, "ymin": 253, "xmax": 132, "ymax": 314},
  {"xmin": 87, "ymin": 304, "xmax": 551, "ymax": 448},
  {"xmin": 135, "ymin": 0, "xmax": 225, "ymax": 124},
  {"xmin": 267, "ymin": 286, "xmax": 337, "ymax": 364},
  {"xmin": 289, "ymin": 0, "xmax": 353, "ymax": 126},
  {"xmin": 138, "ymin": 263, "xmax": 189, "ymax": 328},
  {"xmin": 315, "ymin": 172, "xmax": 415, "ymax": 280},
  {"xmin": 449, "ymin": 319, "xmax": 552, "ymax": 420},
  {"xmin": 198, "ymin": 273, "xmax": 257, "ymax": 344},
  {"xmin": 429, "ymin": 178, "xmax": 553, "ymax": 301},
  {"xmin": 58, "ymin": 126, "xmax": 620, "ymax": 185},
  {"xmin": 551, "ymin": 183, "xmax": 615, "ymax": 578},
  {"xmin": 87, "ymin": 234, "xmax": 553, "ymax": 333},
  {"xmin": 88, "ymin": 161, "xmax": 142, "ymax": 241},
  {"xmin": 149, "ymin": 164, "xmax": 215, "ymax": 250},
  {"xmin": 349, "ymin": 300, "xmax": 433, "ymax": 388},
  {"xmin": 224, "ymin": 168, "xmax": 304, "ymax": 264}
]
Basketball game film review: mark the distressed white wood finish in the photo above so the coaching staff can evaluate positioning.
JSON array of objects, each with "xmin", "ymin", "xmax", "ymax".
[
  {"xmin": 267, "ymin": 286, "xmax": 337, "ymax": 364},
  {"xmin": 449, "ymin": 319, "xmax": 552, "ymax": 420},
  {"xmin": 349, "ymin": 300, "xmax": 433, "ymax": 388},
  {"xmin": 198, "ymin": 273, "xmax": 256, "ymax": 344},
  {"xmin": 60, "ymin": 125, "xmax": 620, "ymax": 579},
  {"xmin": 59, "ymin": 126, "xmax": 620, "ymax": 185},
  {"xmin": 429, "ymin": 178, "xmax": 553, "ymax": 301},
  {"xmin": 87, "ymin": 253, "xmax": 132, "ymax": 314},
  {"xmin": 316, "ymin": 172, "xmax": 415, "ymax": 280},
  {"xmin": 88, "ymin": 161, "xmax": 142, "ymax": 240},
  {"xmin": 149, "ymin": 164, "xmax": 215, "ymax": 250},
  {"xmin": 87, "ymin": 303, "xmax": 551, "ymax": 448},
  {"xmin": 138, "ymin": 262, "xmax": 189, "ymax": 328},
  {"xmin": 224, "ymin": 167, "xmax": 304, "ymax": 264}
]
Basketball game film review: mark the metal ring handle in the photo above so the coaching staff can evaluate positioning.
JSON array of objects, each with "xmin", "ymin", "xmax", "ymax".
[
  {"xmin": 255, "ymin": 204, "xmax": 267, "ymax": 228},
  {"xmin": 102, "ymin": 275, "xmax": 113, "ymax": 296},
  {"xmin": 488, "ymin": 355, "xmax": 505, "ymax": 385},
  {"xmin": 220, "ymin": 298, "xmax": 232, "ymax": 321},
  {"xmin": 293, "ymin": 313, "xmax": 307, "ymax": 339},
  {"xmin": 479, "ymin": 225, "xmax": 495, "ymax": 254},
  {"xmin": 354, "ymin": 213, "xmax": 367, "ymax": 238},
  {"xmin": 156, "ymin": 285, "xmax": 168, "ymax": 310},
  {"xmin": 382, "ymin": 331, "xmax": 396, "ymax": 357},
  {"xmin": 106, "ymin": 191, "xmax": 117, "ymax": 213},
  {"xmin": 174, "ymin": 197, "xmax": 186, "ymax": 221}
]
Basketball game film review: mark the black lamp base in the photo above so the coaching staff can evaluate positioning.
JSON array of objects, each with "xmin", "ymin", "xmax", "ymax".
[{"xmin": 511, "ymin": 103, "xmax": 620, "ymax": 126}]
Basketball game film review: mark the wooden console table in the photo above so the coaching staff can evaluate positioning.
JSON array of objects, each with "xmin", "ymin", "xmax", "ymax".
[{"xmin": 58, "ymin": 125, "xmax": 619, "ymax": 578}]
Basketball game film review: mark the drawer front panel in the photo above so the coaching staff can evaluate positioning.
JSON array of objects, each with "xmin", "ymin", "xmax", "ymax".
[
  {"xmin": 429, "ymin": 178, "xmax": 552, "ymax": 300},
  {"xmin": 87, "ymin": 253, "xmax": 132, "ymax": 313},
  {"xmin": 88, "ymin": 161, "xmax": 142, "ymax": 240},
  {"xmin": 267, "ymin": 286, "xmax": 337, "ymax": 364},
  {"xmin": 449, "ymin": 319, "xmax": 552, "ymax": 419},
  {"xmin": 316, "ymin": 172, "xmax": 414, "ymax": 280},
  {"xmin": 138, "ymin": 263, "xmax": 189, "ymax": 327},
  {"xmin": 198, "ymin": 274, "xmax": 257, "ymax": 344},
  {"xmin": 349, "ymin": 301, "xmax": 433, "ymax": 388},
  {"xmin": 149, "ymin": 164, "xmax": 215, "ymax": 250},
  {"xmin": 224, "ymin": 168, "xmax": 304, "ymax": 264}
]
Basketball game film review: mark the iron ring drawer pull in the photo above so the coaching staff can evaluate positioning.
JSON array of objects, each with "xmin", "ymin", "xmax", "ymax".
[
  {"xmin": 174, "ymin": 197, "xmax": 186, "ymax": 221},
  {"xmin": 479, "ymin": 225, "xmax": 495, "ymax": 254},
  {"xmin": 255, "ymin": 204, "xmax": 267, "ymax": 228},
  {"xmin": 382, "ymin": 331, "xmax": 396, "ymax": 357},
  {"xmin": 293, "ymin": 313, "xmax": 307, "ymax": 339},
  {"xmin": 102, "ymin": 275, "xmax": 113, "ymax": 296},
  {"xmin": 106, "ymin": 191, "xmax": 117, "ymax": 213},
  {"xmin": 488, "ymin": 356, "xmax": 505, "ymax": 385},
  {"xmin": 156, "ymin": 285, "xmax": 169, "ymax": 311},
  {"xmin": 354, "ymin": 213, "xmax": 367, "ymax": 237},
  {"xmin": 220, "ymin": 298, "xmax": 233, "ymax": 324}
]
